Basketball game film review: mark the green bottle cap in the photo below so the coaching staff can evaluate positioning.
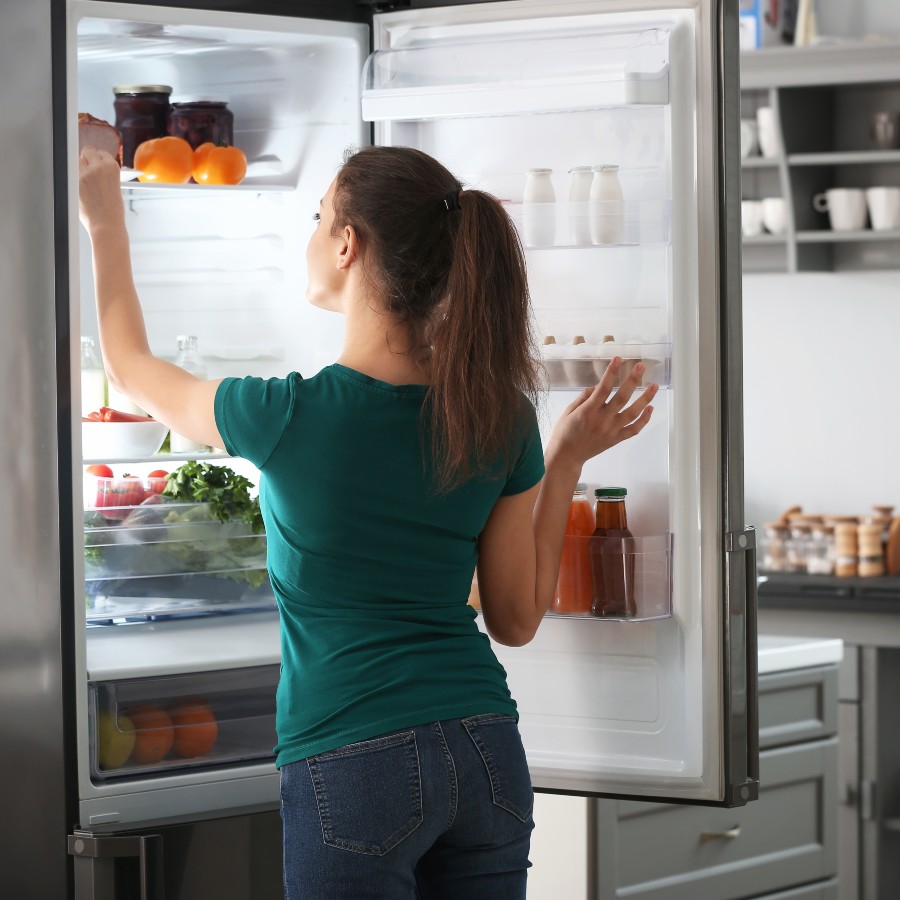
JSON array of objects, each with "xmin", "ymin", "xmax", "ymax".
[{"xmin": 595, "ymin": 487, "xmax": 627, "ymax": 498}]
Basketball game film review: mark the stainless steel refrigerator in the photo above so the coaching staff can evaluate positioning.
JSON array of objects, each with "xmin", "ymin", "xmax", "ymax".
[{"xmin": 0, "ymin": 0, "xmax": 754, "ymax": 897}]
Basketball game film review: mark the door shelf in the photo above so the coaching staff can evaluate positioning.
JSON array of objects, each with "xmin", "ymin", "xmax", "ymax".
[
  {"xmin": 89, "ymin": 665, "xmax": 277, "ymax": 781},
  {"xmin": 506, "ymin": 200, "xmax": 671, "ymax": 249},
  {"xmin": 549, "ymin": 533, "xmax": 673, "ymax": 622},
  {"xmin": 540, "ymin": 343, "xmax": 671, "ymax": 391}
]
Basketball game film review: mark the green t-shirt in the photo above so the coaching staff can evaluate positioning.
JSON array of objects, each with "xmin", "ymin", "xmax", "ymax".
[{"xmin": 214, "ymin": 363, "xmax": 544, "ymax": 767}]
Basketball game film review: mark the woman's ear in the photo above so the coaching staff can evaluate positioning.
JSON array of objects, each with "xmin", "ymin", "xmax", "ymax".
[{"xmin": 336, "ymin": 224, "xmax": 360, "ymax": 270}]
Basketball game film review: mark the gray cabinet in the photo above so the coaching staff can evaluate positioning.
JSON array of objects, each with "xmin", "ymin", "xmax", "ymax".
[
  {"xmin": 589, "ymin": 665, "xmax": 839, "ymax": 899},
  {"xmin": 739, "ymin": 42, "xmax": 900, "ymax": 273}
]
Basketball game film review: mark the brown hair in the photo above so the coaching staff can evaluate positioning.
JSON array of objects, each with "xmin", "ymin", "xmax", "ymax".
[{"xmin": 331, "ymin": 145, "xmax": 539, "ymax": 491}]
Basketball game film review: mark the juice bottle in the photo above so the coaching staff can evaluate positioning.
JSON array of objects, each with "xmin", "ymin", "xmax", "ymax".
[
  {"xmin": 589, "ymin": 487, "xmax": 636, "ymax": 618},
  {"xmin": 553, "ymin": 484, "xmax": 595, "ymax": 614}
]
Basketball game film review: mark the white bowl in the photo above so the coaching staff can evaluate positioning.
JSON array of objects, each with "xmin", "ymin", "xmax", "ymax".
[{"xmin": 82, "ymin": 420, "xmax": 169, "ymax": 459}]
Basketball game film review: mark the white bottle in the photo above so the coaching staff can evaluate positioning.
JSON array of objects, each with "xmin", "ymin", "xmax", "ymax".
[
  {"xmin": 589, "ymin": 165, "xmax": 625, "ymax": 245},
  {"xmin": 80, "ymin": 336, "xmax": 106, "ymax": 417},
  {"xmin": 171, "ymin": 335, "xmax": 209, "ymax": 453},
  {"xmin": 568, "ymin": 166, "xmax": 593, "ymax": 245},
  {"xmin": 522, "ymin": 168, "xmax": 556, "ymax": 247}
]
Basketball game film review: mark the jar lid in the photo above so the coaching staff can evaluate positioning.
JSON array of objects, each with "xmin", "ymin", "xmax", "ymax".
[
  {"xmin": 595, "ymin": 487, "xmax": 627, "ymax": 498},
  {"xmin": 575, "ymin": 482, "xmax": 587, "ymax": 493},
  {"xmin": 170, "ymin": 97, "xmax": 229, "ymax": 106},
  {"xmin": 113, "ymin": 84, "xmax": 173, "ymax": 95}
]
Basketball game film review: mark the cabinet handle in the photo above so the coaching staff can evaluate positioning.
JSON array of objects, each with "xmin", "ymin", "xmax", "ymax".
[{"xmin": 699, "ymin": 825, "xmax": 741, "ymax": 843}]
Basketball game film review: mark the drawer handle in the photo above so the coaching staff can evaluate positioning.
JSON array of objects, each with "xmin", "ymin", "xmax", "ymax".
[{"xmin": 699, "ymin": 826, "xmax": 741, "ymax": 843}]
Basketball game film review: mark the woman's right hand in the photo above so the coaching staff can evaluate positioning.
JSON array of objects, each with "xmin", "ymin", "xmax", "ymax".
[
  {"xmin": 543, "ymin": 357, "xmax": 657, "ymax": 475},
  {"xmin": 78, "ymin": 148, "xmax": 126, "ymax": 236}
]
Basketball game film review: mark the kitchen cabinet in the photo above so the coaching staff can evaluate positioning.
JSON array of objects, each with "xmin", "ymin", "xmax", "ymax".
[
  {"xmin": 528, "ymin": 636, "xmax": 842, "ymax": 900},
  {"xmin": 739, "ymin": 42, "xmax": 900, "ymax": 273},
  {"xmin": 759, "ymin": 574, "xmax": 900, "ymax": 900}
]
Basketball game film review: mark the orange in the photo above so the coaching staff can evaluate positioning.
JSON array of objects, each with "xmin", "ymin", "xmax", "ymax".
[
  {"xmin": 127, "ymin": 705, "xmax": 175, "ymax": 764},
  {"xmin": 170, "ymin": 701, "xmax": 218, "ymax": 757}
]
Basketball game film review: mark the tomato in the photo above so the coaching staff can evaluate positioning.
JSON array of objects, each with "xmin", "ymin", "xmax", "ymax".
[
  {"xmin": 134, "ymin": 136, "xmax": 193, "ymax": 184},
  {"xmin": 95, "ymin": 475, "xmax": 146, "ymax": 518},
  {"xmin": 86, "ymin": 464, "xmax": 114, "ymax": 479},
  {"xmin": 146, "ymin": 469, "xmax": 169, "ymax": 495},
  {"xmin": 191, "ymin": 143, "xmax": 248, "ymax": 186}
]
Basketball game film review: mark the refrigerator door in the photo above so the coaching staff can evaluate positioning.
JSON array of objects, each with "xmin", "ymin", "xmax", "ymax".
[{"xmin": 368, "ymin": 0, "xmax": 755, "ymax": 806}]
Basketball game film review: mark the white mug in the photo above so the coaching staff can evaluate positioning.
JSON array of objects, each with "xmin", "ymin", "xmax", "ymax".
[
  {"xmin": 813, "ymin": 188, "xmax": 867, "ymax": 231},
  {"xmin": 740, "ymin": 119, "xmax": 759, "ymax": 158},
  {"xmin": 865, "ymin": 186, "xmax": 900, "ymax": 232},
  {"xmin": 761, "ymin": 197, "xmax": 787, "ymax": 234},
  {"xmin": 756, "ymin": 107, "xmax": 781, "ymax": 158},
  {"xmin": 741, "ymin": 200, "xmax": 764, "ymax": 237}
]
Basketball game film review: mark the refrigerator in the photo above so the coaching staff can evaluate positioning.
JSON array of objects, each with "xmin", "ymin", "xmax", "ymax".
[{"xmin": 0, "ymin": 0, "xmax": 754, "ymax": 897}]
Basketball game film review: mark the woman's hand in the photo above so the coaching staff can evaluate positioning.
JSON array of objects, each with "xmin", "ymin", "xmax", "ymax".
[
  {"xmin": 78, "ymin": 148, "xmax": 125, "ymax": 236},
  {"xmin": 544, "ymin": 357, "xmax": 657, "ymax": 476}
]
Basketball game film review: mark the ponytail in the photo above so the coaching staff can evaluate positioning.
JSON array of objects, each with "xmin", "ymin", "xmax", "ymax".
[{"xmin": 331, "ymin": 146, "xmax": 540, "ymax": 492}]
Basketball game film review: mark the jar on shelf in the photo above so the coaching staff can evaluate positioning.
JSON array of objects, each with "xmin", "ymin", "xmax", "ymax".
[
  {"xmin": 523, "ymin": 168, "xmax": 556, "ymax": 246},
  {"xmin": 785, "ymin": 523, "xmax": 812, "ymax": 573},
  {"xmin": 168, "ymin": 99, "xmax": 235, "ymax": 150},
  {"xmin": 807, "ymin": 524, "xmax": 835, "ymax": 575},
  {"xmin": 760, "ymin": 523, "xmax": 789, "ymax": 572},
  {"xmin": 589, "ymin": 164, "xmax": 624, "ymax": 245},
  {"xmin": 567, "ymin": 166, "xmax": 593, "ymax": 245},
  {"xmin": 857, "ymin": 522, "xmax": 885, "ymax": 578},
  {"xmin": 113, "ymin": 84, "xmax": 173, "ymax": 168},
  {"xmin": 833, "ymin": 522, "xmax": 859, "ymax": 577}
]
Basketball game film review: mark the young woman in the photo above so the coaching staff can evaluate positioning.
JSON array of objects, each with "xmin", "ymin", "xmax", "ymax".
[{"xmin": 79, "ymin": 144, "xmax": 657, "ymax": 899}]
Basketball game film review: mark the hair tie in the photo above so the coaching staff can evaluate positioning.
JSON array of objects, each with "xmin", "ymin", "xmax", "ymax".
[{"xmin": 443, "ymin": 190, "xmax": 461, "ymax": 212}]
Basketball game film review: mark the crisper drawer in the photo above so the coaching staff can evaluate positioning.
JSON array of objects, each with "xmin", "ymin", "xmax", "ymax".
[
  {"xmin": 84, "ymin": 499, "xmax": 274, "ymax": 621},
  {"xmin": 596, "ymin": 738, "xmax": 838, "ymax": 900},
  {"xmin": 89, "ymin": 665, "xmax": 277, "ymax": 781}
]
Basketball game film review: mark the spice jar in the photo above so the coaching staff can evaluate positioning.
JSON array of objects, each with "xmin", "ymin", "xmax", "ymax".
[
  {"xmin": 760, "ymin": 523, "xmax": 789, "ymax": 572},
  {"xmin": 786, "ymin": 523, "xmax": 812, "ymax": 573},
  {"xmin": 168, "ymin": 99, "xmax": 234, "ymax": 150},
  {"xmin": 834, "ymin": 522, "xmax": 859, "ymax": 577},
  {"xmin": 857, "ymin": 522, "xmax": 885, "ymax": 577},
  {"xmin": 113, "ymin": 84, "xmax": 173, "ymax": 168},
  {"xmin": 807, "ymin": 524, "xmax": 835, "ymax": 575}
]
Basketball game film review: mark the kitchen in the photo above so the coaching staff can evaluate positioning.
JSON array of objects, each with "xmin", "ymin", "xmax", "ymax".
[{"xmin": 0, "ymin": 0, "xmax": 890, "ymax": 896}]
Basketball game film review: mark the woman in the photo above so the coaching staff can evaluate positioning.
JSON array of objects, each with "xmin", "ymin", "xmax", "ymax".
[{"xmin": 79, "ymin": 144, "xmax": 657, "ymax": 899}]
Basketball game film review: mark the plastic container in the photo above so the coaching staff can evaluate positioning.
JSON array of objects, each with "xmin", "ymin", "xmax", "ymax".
[
  {"xmin": 84, "ymin": 499, "xmax": 273, "ymax": 621},
  {"xmin": 589, "ymin": 165, "xmax": 625, "ymax": 245},
  {"xmin": 168, "ymin": 100, "xmax": 234, "ymax": 150},
  {"xmin": 113, "ymin": 84, "xmax": 172, "ymax": 168},
  {"xmin": 523, "ymin": 168, "xmax": 556, "ymax": 246},
  {"xmin": 80, "ymin": 337, "xmax": 106, "ymax": 417},
  {"xmin": 568, "ymin": 166, "xmax": 593, "ymax": 245}
]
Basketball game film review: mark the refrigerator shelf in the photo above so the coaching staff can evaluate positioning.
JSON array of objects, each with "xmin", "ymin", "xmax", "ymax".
[
  {"xmin": 83, "ymin": 451, "xmax": 231, "ymax": 466},
  {"xmin": 89, "ymin": 666, "xmax": 278, "ymax": 782},
  {"xmin": 540, "ymin": 343, "xmax": 671, "ymax": 391},
  {"xmin": 362, "ymin": 27, "xmax": 669, "ymax": 121},
  {"xmin": 507, "ymin": 200, "xmax": 672, "ymax": 248}
]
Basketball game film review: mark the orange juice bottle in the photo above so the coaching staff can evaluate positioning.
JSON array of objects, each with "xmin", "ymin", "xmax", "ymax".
[{"xmin": 553, "ymin": 484, "xmax": 595, "ymax": 614}]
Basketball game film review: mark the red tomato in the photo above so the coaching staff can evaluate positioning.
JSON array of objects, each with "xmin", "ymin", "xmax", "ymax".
[
  {"xmin": 86, "ymin": 464, "xmax": 114, "ymax": 479},
  {"xmin": 191, "ymin": 143, "xmax": 248, "ymax": 186},
  {"xmin": 134, "ymin": 136, "xmax": 193, "ymax": 184},
  {"xmin": 146, "ymin": 470, "xmax": 169, "ymax": 495}
]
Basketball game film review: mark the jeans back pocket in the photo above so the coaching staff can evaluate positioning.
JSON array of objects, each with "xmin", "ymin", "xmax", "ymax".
[
  {"xmin": 307, "ymin": 731, "xmax": 423, "ymax": 856},
  {"xmin": 463, "ymin": 714, "xmax": 534, "ymax": 823}
]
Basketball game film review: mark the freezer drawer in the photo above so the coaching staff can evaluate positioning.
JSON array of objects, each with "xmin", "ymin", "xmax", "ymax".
[
  {"xmin": 84, "ymin": 500, "xmax": 274, "ymax": 621},
  {"xmin": 594, "ymin": 738, "xmax": 838, "ymax": 900},
  {"xmin": 89, "ymin": 666, "xmax": 277, "ymax": 781}
]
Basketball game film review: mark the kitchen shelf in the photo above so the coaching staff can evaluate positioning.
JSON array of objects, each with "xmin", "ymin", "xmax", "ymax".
[
  {"xmin": 758, "ymin": 572, "xmax": 900, "ymax": 614},
  {"xmin": 788, "ymin": 150, "xmax": 900, "ymax": 166},
  {"xmin": 796, "ymin": 229, "xmax": 900, "ymax": 243}
]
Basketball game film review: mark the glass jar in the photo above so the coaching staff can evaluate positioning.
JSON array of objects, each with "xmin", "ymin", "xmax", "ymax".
[
  {"xmin": 806, "ymin": 525, "xmax": 835, "ymax": 575},
  {"xmin": 785, "ymin": 524, "xmax": 811, "ymax": 573},
  {"xmin": 553, "ymin": 483, "xmax": 595, "ymax": 615},
  {"xmin": 833, "ymin": 522, "xmax": 858, "ymax": 577},
  {"xmin": 168, "ymin": 100, "xmax": 234, "ymax": 150},
  {"xmin": 113, "ymin": 84, "xmax": 173, "ymax": 168},
  {"xmin": 760, "ymin": 523, "xmax": 788, "ymax": 572}
]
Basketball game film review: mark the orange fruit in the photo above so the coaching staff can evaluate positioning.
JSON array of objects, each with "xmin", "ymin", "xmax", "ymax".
[
  {"xmin": 127, "ymin": 705, "xmax": 175, "ymax": 764},
  {"xmin": 170, "ymin": 701, "xmax": 218, "ymax": 757}
]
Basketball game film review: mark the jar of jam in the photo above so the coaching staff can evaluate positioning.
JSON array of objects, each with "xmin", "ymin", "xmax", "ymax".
[
  {"xmin": 168, "ymin": 100, "xmax": 234, "ymax": 150},
  {"xmin": 113, "ymin": 85, "xmax": 173, "ymax": 168}
]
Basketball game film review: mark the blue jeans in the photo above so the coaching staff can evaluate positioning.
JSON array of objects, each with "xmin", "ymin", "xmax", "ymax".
[{"xmin": 280, "ymin": 714, "xmax": 534, "ymax": 899}]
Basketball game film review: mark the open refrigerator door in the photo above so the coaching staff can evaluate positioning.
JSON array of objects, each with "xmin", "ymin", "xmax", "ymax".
[{"xmin": 366, "ymin": 0, "xmax": 755, "ymax": 806}]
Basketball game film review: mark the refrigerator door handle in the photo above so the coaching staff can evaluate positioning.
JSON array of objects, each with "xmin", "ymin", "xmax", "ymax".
[
  {"xmin": 68, "ymin": 832, "xmax": 164, "ymax": 900},
  {"xmin": 724, "ymin": 526, "xmax": 760, "ymax": 805}
]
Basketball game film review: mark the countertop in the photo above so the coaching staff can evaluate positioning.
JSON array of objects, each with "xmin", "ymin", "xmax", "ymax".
[{"xmin": 757, "ymin": 633, "xmax": 843, "ymax": 675}]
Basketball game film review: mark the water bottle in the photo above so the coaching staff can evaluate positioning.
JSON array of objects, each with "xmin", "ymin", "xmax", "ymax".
[
  {"xmin": 80, "ymin": 336, "xmax": 106, "ymax": 417},
  {"xmin": 171, "ymin": 335, "xmax": 208, "ymax": 453}
]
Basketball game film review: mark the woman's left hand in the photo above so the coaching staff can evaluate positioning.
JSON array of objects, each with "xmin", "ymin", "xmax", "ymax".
[{"xmin": 78, "ymin": 148, "xmax": 125, "ymax": 235}]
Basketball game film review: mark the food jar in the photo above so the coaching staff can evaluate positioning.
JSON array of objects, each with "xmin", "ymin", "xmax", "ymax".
[
  {"xmin": 113, "ymin": 85, "xmax": 173, "ymax": 168},
  {"xmin": 168, "ymin": 100, "xmax": 234, "ymax": 150},
  {"xmin": 807, "ymin": 525, "xmax": 835, "ymax": 575},
  {"xmin": 834, "ymin": 522, "xmax": 859, "ymax": 577},
  {"xmin": 760, "ymin": 523, "xmax": 788, "ymax": 572},
  {"xmin": 857, "ymin": 523, "xmax": 885, "ymax": 577},
  {"xmin": 786, "ymin": 523, "xmax": 811, "ymax": 573}
]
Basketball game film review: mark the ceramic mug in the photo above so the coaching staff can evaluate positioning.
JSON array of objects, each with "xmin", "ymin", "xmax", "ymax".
[
  {"xmin": 865, "ymin": 186, "xmax": 900, "ymax": 231},
  {"xmin": 741, "ymin": 200, "xmax": 764, "ymax": 237},
  {"xmin": 761, "ymin": 197, "xmax": 787, "ymax": 234},
  {"xmin": 813, "ymin": 188, "xmax": 867, "ymax": 231},
  {"xmin": 756, "ymin": 107, "xmax": 781, "ymax": 158}
]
